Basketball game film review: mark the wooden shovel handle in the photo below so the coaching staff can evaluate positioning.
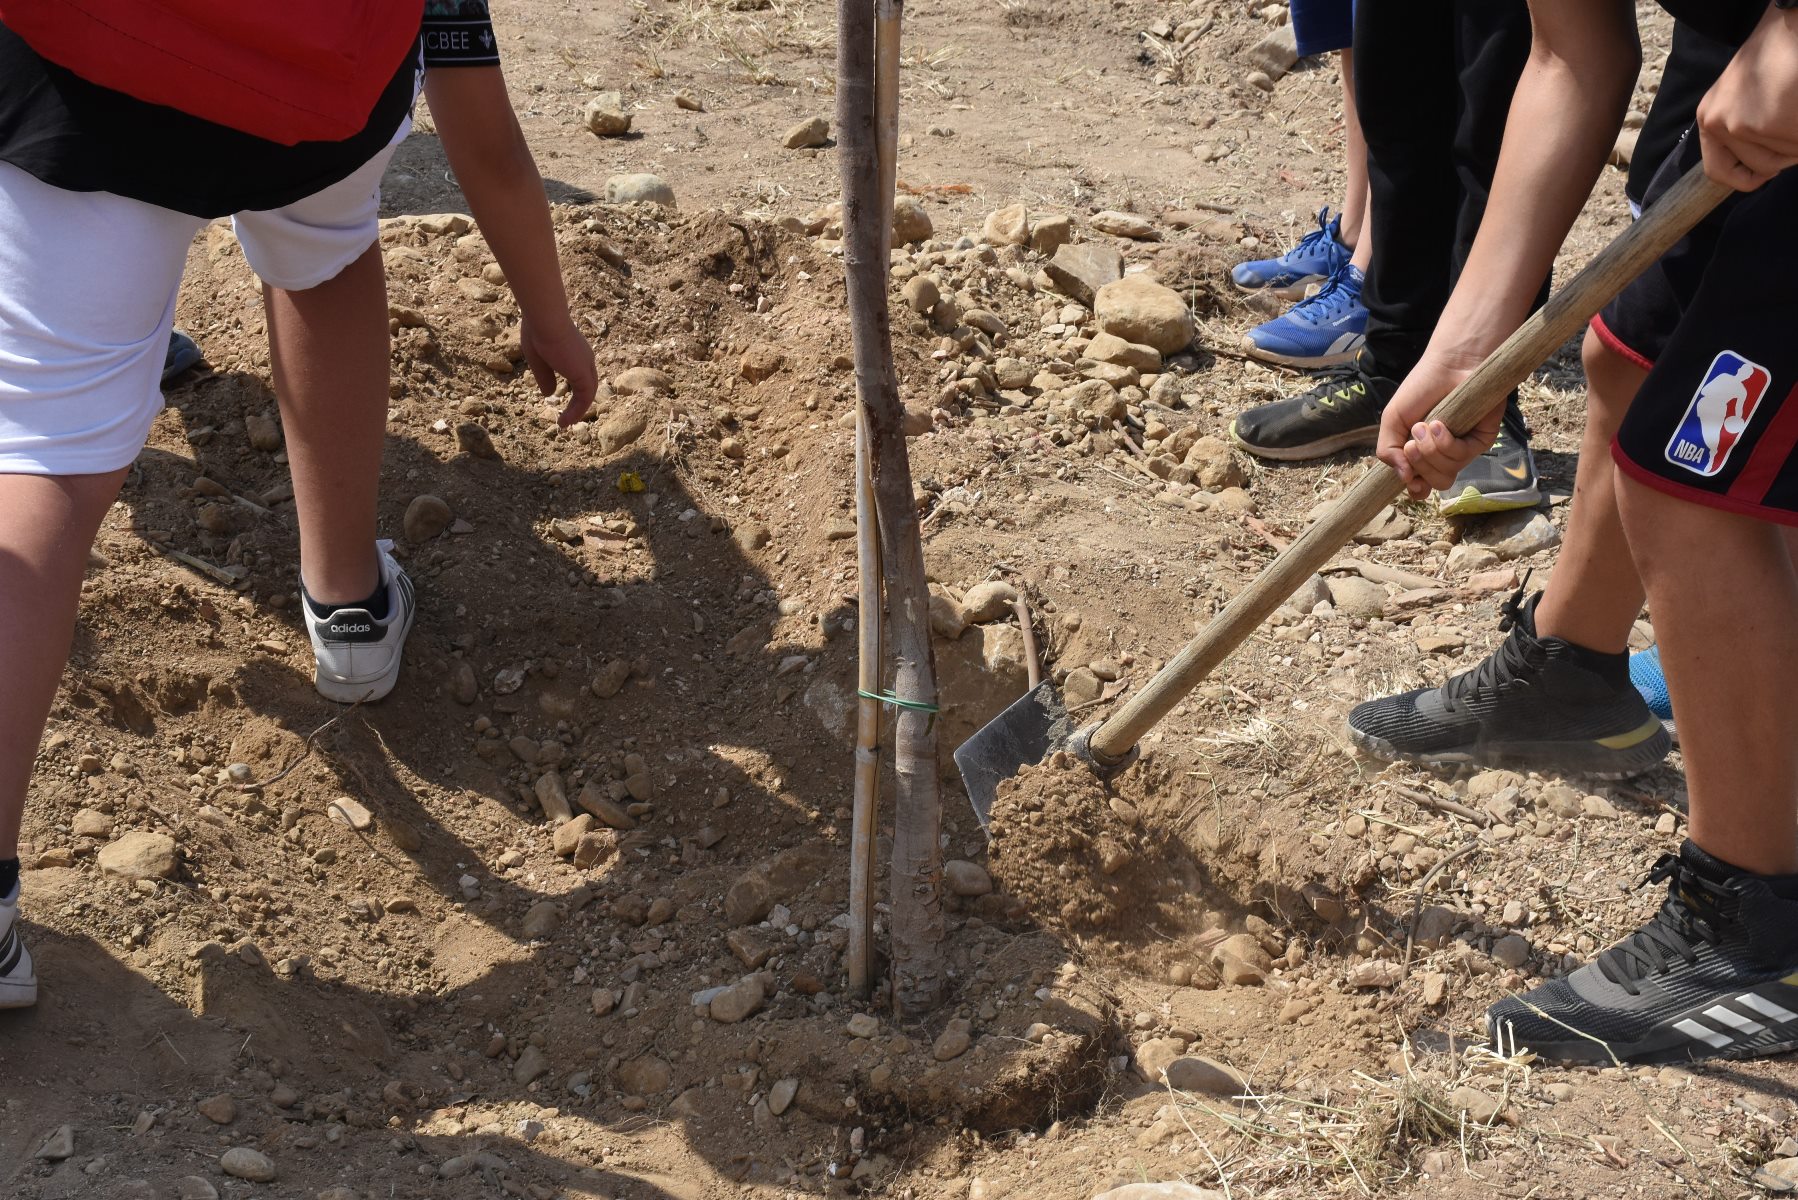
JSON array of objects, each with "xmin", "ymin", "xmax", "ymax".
[{"xmin": 1088, "ymin": 167, "xmax": 1732, "ymax": 763}]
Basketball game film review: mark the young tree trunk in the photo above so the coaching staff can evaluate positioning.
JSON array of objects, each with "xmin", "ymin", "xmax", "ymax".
[{"xmin": 836, "ymin": 0, "xmax": 945, "ymax": 1016}]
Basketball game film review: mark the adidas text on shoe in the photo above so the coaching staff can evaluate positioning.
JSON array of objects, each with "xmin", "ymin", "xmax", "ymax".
[
  {"xmin": 1242, "ymin": 262, "xmax": 1368, "ymax": 369},
  {"xmin": 1230, "ymin": 208, "xmax": 1352, "ymax": 301},
  {"xmin": 0, "ymin": 887, "xmax": 37, "ymax": 1010},
  {"xmin": 1437, "ymin": 401, "xmax": 1541, "ymax": 516},
  {"xmin": 1488, "ymin": 843, "xmax": 1798, "ymax": 1065},
  {"xmin": 302, "ymin": 540, "xmax": 417, "ymax": 704},
  {"xmin": 1347, "ymin": 589, "xmax": 1670, "ymax": 778},
  {"xmin": 1228, "ymin": 348, "xmax": 1397, "ymax": 462}
]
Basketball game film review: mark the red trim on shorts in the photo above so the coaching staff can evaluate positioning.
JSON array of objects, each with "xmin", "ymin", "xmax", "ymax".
[
  {"xmin": 1611, "ymin": 438, "xmax": 1798, "ymax": 529},
  {"xmin": 1728, "ymin": 383, "xmax": 1798, "ymax": 504},
  {"xmin": 1590, "ymin": 313, "xmax": 1655, "ymax": 373}
]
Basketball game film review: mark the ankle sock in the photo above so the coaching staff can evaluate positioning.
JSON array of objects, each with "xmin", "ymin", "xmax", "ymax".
[
  {"xmin": 0, "ymin": 858, "xmax": 18, "ymax": 898},
  {"xmin": 1684, "ymin": 839, "xmax": 1798, "ymax": 901},
  {"xmin": 305, "ymin": 578, "xmax": 389, "ymax": 622}
]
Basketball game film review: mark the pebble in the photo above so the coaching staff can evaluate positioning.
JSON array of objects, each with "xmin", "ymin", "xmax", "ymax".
[
  {"xmin": 220, "ymin": 1147, "xmax": 278, "ymax": 1183},
  {"xmin": 846, "ymin": 1013, "xmax": 880, "ymax": 1039},
  {"xmin": 1090, "ymin": 210, "xmax": 1159, "ymax": 241},
  {"xmin": 553, "ymin": 814, "xmax": 596, "ymax": 858},
  {"xmin": 34, "ymin": 1125, "xmax": 74, "ymax": 1161},
  {"xmin": 1448, "ymin": 1086, "xmax": 1505, "ymax": 1125},
  {"xmin": 674, "ymin": 89, "xmax": 703, "ymax": 111},
  {"xmin": 1044, "ymin": 243, "xmax": 1123, "ymax": 307},
  {"xmin": 932, "ymin": 1017, "xmax": 973, "ymax": 1061},
  {"xmin": 1164, "ymin": 1056, "xmax": 1246, "ymax": 1096},
  {"xmin": 403, "ymin": 494, "xmax": 452, "ymax": 542},
  {"xmin": 613, "ymin": 366, "xmax": 673, "ymax": 394},
  {"xmin": 1212, "ymin": 933, "xmax": 1270, "ymax": 986},
  {"xmin": 617, "ymin": 1055, "xmax": 672, "ymax": 1095},
  {"xmin": 944, "ymin": 859, "xmax": 994, "ymax": 897},
  {"xmin": 1132, "ymin": 1036, "xmax": 1184, "ymax": 1082},
  {"xmin": 583, "ymin": 93, "xmax": 631, "ymax": 137},
  {"xmin": 1324, "ymin": 576, "xmax": 1387, "ymax": 619},
  {"xmin": 892, "ymin": 195, "xmax": 934, "ymax": 245},
  {"xmin": 1420, "ymin": 971, "xmax": 1450, "ymax": 1007},
  {"xmin": 455, "ymin": 422, "xmax": 499, "ymax": 460},
  {"xmin": 604, "ymin": 173, "xmax": 676, "ymax": 207},
  {"xmin": 709, "ymin": 974, "xmax": 767, "ymax": 1024},
  {"xmin": 521, "ymin": 901, "xmax": 561, "ymax": 940},
  {"xmin": 1471, "ymin": 509, "xmax": 1561, "ymax": 560},
  {"xmin": 1094, "ymin": 275, "xmax": 1193, "ymax": 353},
  {"xmin": 513, "ymin": 1044, "xmax": 550, "ymax": 1085},
  {"xmin": 768, "ymin": 1077, "xmax": 799, "ymax": 1116},
  {"xmin": 245, "ymin": 413, "xmax": 282, "ymax": 452},
  {"xmin": 71, "ymin": 808, "xmax": 113, "ymax": 839},
  {"xmin": 1753, "ymin": 1157, "xmax": 1798, "ymax": 1192},
  {"xmin": 958, "ymin": 580, "xmax": 1019, "ymax": 624},
  {"xmin": 197, "ymin": 1093, "xmax": 237, "ymax": 1125},
  {"xmin": 1491, "ymin": 933, "xmax": 1532, "ymax": 968},
  {"xmin": 98, "ymin": 831, "xmax": 178, "ymax": 881},
  {"xmin": 175, "ymin": 1179, "xmax": 219, "ymax": 1200},
  {"xmin": 326, "ymin": 796, "xmax": 373, "ymax": 831},
  {"xmin": 1347, "ymin": 960, "xmax": 1404, "ymax": 988},
  {"xmin": 782, "ymin": 115, "xmax": 830, "ymax": 149}
]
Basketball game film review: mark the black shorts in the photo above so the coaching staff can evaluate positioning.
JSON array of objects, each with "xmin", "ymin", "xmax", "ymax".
[{"xmin": 1599, "ymin": 131, "xmax": 1798, "ymax": 526}]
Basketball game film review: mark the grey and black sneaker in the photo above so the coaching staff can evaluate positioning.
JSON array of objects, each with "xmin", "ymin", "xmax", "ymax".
[
  {"xmin": 1489, "ymin": 841, "xmax": 1798, "ymax": 1065},
  {"xmin": 0, "ymin": 884, "xmax": 37, "ymax": 1010},
  {"xmin": 1348, "ymin": 589, "xmax": 1670, "ymax": 778},
  {"xmin": 300, "ymin": 540, "xmax": 417, "ymax": 704},
  {"xmin": 1228, "ymin": 348, "xmax": 1399, "ymax": 461},
  {"xmin": 1438, "ymin": 400, "xmax": 1541, "ymax": 517}
]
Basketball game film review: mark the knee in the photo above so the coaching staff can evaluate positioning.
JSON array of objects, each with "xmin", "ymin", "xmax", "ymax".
[{"xmin": 1580, "ymin": 326, "xmax": 1649, "ymax": 436}]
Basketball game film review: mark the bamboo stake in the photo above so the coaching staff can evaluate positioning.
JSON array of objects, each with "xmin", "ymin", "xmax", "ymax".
[
  {"xmin": 838, "ymin": 0, "xmax": 945, "ymax": 1015},
  {"xmin": 847, "ymin": 0, "xmax": 904, "ymax": 1001}
]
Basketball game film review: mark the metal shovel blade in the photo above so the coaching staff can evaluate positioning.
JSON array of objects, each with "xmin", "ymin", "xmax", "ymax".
[{"xmin": 955, "ymin": 680, "xmax": 1072, "ymax": 830}]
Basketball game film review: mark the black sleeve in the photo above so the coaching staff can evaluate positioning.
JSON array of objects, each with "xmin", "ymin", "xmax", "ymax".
[{"xmin": 422, "ymin": 0, "xmax": 500, "ymax": 68}]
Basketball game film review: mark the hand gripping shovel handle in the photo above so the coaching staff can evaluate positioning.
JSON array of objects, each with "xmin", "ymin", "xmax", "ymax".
[{"xmin": 1084, "ymin": 167, "xmax": 1733, "ymax": 767}]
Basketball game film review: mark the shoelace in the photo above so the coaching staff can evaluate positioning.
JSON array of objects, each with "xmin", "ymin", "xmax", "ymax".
[
  {"xmin": 1280, "ymin": 206, "xmax": 1337, "ymax": 265},
  {"xmin": 1290, "ymin": 262, "xmax": 1361, "ymax": 323},
  {"xmin": 1439, "ymin": 582, "xmax": 1539, "ymax": 711},
  {"xmin": 1595, "ymin": 854, "xmax": 1731, "ymax": 993}
]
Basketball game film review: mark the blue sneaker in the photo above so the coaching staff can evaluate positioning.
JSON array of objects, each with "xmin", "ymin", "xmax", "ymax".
[
  {"xmin": 1630, "ymin": 645, "xmax": 1677, "ymax": 739},
  {"xmin": 162, "ymin": 330, "xmax": 203, "ymax": 386},
  {"xmin": 1231, "ymin": 207, "xmax": 1351, "ymax": 301},
  {"xmin": 1241, "ymin": 261, "xmax": 1367, "ymax": 368}
]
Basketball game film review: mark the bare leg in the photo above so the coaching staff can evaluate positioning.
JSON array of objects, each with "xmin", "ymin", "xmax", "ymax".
[
  {"xmin": 1618, "ymin": 476, "xmax": 1798, "ymax": 875},
  {"xmin": 0, "ymin": 469, "xmax": 130, "ymax": 859},
  {"xmin": 1532, "ymin": 329, "xmax": 1651, "ymax": 653},
  {"xmin": 265, "ymin": 242, "xmax": 390, "ymax": 606},
  {"xmin": 1339, "ymin": 48, "xmax": 1372, "ymax": 269}
]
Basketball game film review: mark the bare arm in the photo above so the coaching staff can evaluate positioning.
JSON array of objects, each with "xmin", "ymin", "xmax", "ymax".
[
  {"xmin": 1376, "ymin": 0, "xmax": 1639, "ymax": 495},
  {"xmin": 425, "ymin": 66, "xmax": 597, "ymax": 426}
]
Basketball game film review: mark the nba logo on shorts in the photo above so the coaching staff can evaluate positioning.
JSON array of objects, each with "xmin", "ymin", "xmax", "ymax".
[{"xmin": 1664, "ymin": 350, "xmax": 1771, "ymax": 477}]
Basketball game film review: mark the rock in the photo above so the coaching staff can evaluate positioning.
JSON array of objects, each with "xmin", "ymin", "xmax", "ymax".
[
  {"xmin": 1754, "ymin": 1157, "xmax": 1798, "ymax": 1193},
  {"xmin": 521, "ymin": 901, "xmax": 561, "ymax": 940},
  {"xmin": 1212, "ymin": 933, "xmax": 1271, "ymax": 986},
  {"xmin": 739, "ymin": 343, "xmax": 784, "ymax": 382},
  {"xmin": 1325, "ymin": 575, "xmax": 1386, "ymax": 619},
  {"xmin": 220, "ymin": 1147, "xmax": 277, "ymax": 1183},
  {"xmin": 404, "ymin": 494, "xmax": 452, "ymax": 542},
  {"xmin": 1470, "ymin": 509, "xmax": 1561, "ymax": 560},
  {"xmin": 930, "ymin": 592, "xmax": 967, "ymax": 641},
  {"xmin": 513, "ymin": 1044, "xmax": 550, "ymax": 1085},
  {"xmin": 1348, "ymin": 960, "xmax": 1404, "ymax": 988},
  {"xmin": 901, "ymin": 275, "xmax": 940, "ymax": 314},
  {"xmin": 553, "ymin": 814, "xmax": 596, "ymax": 858},
  {"xmin": 1029, "ymin": 214, "xmax": 1074, "ymax": 255},
  {"xmin": 1164, "ymin": 1056, "xmax": 1246, "ymax": 1096},
  {"xmin": 983, "ymin": 204, "xmax": 1030, "ymax": 246},
  {"xmin": 326, "ymin": 796, "xmax": 373, "ymax": 831},
  {"xmin": 577, "ymin": 781, "xmax": 637, "ymax": 829},
  {"xmin": 245, "ymin": 413, "xmax": 282, "ymax": 452},
  {"xmin": 1448, "ymin": 1086, "xmax": 1506, "ymax": 1125},
  {"xmin": 1093, "ymin": 1184, "xmax": 1225, "ymax": 1200},
  {"xmin": 71, "ymin": 809, "xmax": 113, "ymax": 839},
  {"xmin": 386, "ymin": 819, "xmax": 422, "ymax": 853},
  {"xmin": 1413, "ymin": 905, "xmax": 1458, "ymax": 949},
  {"xmin": 34, "ymin": 1125, "xmax": 74, "ymax": 1161},
  {"xmin": 903, "ymin": 404, "xmax": 935, "ymax": 436},
  {"xmin": 846, "ymin": 1013, "xmax": 880, "ymax": 1039},
  {"xmin": 1044, "ymin": 243, "xmax": 1124, "ymax": 307},
  {"xmin": 1062, "ymin": 666, "xmax": 1103, "ymax": 707},
  {"xmin": 1245, "ymin": 23, "xmax": 1300, "ymax": 79},
  {"xmin": 959, "ymin": 579, "xmax": 1020, "ymax": 624},
  {"xmin": 534, "ymin": 771, "xmax": 574, "ymax": 823},
  {"xmin": 1582, "ymin": 793, "xmax": 1620, "ymax": 819},
  {"xmin": 589, "ymin": 659, "xmax": 634, "ymax": 700},
  {"xmin": 175, "ymin": 1179, "xmax": 219, "ymax": 1200},
  {"xmin": 782, "ymin": 116, "xmax": 830, "ymax": 149},
  {"xmin": 734, "ymin": 521, "xmax": 771, "ymax": 554},
  {"xmin": 768, "ymin": 1078, "xmax": 800, "ymax": 1116},
  {"xmin": 197, "ymin": 1093, "xmax": 237, "ymax": 1124},
  {"xmin": 709, "ymin": 974, "xmax": 766, "ymax": 1024},
  {"xmin": 596, "ymin": 409, "xmax": 649, "ymax": 454},
  {"xmin": 892, "ymin": 196, "xmax": 933, "ymax": 245},
  {"xmin": 1184, "ymin": 435, "xmax": 1246, "ymax": 490},
  {"xmin": 98, "ymin": 831, "xmax": 178, "ymax": 881},
  {"xmin": 1491, "ymin": 933, "xmax": 1532, "ymax": 968},
  {"xmin": 1421, "ymin": 971, "xmax": 1450, "ymax": 1007},
  {"xmin": 1133, "ymin": 1036, "xmax": 1184, "ymax": 1082},
  {"xmin": 1445, "ymin": 543, "xmax": 1501, "ymax": 576},
  {"xmin": 1356, "ymin": 506, "xmax": 1413, "ymax": 545},
  {"xmin": 944, "ymin": 859, "xmax": 993, "ymax": 897},
  {"xmin": 1090, "ymin": 210, "xmax": 1159, "ymax": 241},
  {"xmin": 604, "ymin": 173, "xmax": 675, "ymax": 208},
  {"xmin": 619, "ymin": 1056, "xmax": 672, "ymax": 1095},
  {"xmin": 455, "ymin": 421, "xmax": 499, "ymax": 459},
  {"xmin": 674, "ymin": 89, "xmax": 703, "ymax": 111},
  {"xmin": 933, "ymin": 1017, "xmax": 973, "ymax": 1061},
  {"xmin": 1416, "ymin": 631, "xmax": 1464, "ymax": 656},
  {"xmin": 1084, "ymin": 332, "xmax": 1161, "ymax": 372},
  {"xmin": 1095, "ymin": 275, "xmax": 1193, "ymax": 354},
  {"xmin": 613, "ymin": 366, "xmax": 673, "ymax": 395},
  {"xmin": 583, "ymin": 94, "xmax": 631, "ymax": 137}
]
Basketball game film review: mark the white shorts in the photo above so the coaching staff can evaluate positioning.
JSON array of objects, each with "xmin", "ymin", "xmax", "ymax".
[{"xmin": 0, "ymin": 122, "xmax": 407, "ymax": 476}]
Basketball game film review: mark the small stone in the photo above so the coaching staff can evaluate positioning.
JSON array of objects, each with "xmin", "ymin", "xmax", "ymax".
[
  {"xmin": 513, "ymin": 1044, "xmax": 550, "ymax": 1085},
  {"xmin": 944, "ymin": 859, "xmax": 993, "ymax": 897},
  {"xmin": 591, "ymin": 987, "xmax": 619, "ymax": 1017},
  {"xmin": 768, "ymin": 1077, "xmax": 799, "ymax": 1116},
  {"xmin": 1448, "ymin": 1086, "xmax": 1505, "ymax": 1125},
  {"xmin": 1470, "ymin": 509, "xmax": 1561, "ymax": 560},
  {"xmin": 709, "ymin": 974, "xmax": 767, "ymax": 1024},
  {"xmin": 901, "ymin": 275, "xmax": 941, "ymax": 314},
  {"xmin": 245, "ymin": 413, "xmax": 282, "ymax": 452},
  {"xmin": 892, "ymin": 195, "xmax": 933, "ymax": 245},
  {"xmin": 1421, "ymin": 972, "xmax": 1449, "ymax": 1007},
  {"xmin": 1133, "ymin": 1036, "xmax": 1184, "ymax": 1082},
  {"xmin": 958, "ymin": 580, "xmax": 1020, "ymax": 624},
  {"xmin": 1491, "ymin": 933, "xmax": 1532, "ymax": 969},
  {"xmin": 534, "ymin": 770, "xmax": 574, "ymax": 822},
  {"xmin": 1545, "ymin": 1081, "xmax": 1575, "ymax": 1102},
  {"xmin": 933, "ymin": 1017, "xmax": 973, "ymax": 1061},
  {"xmin": 197, "ymin": 1093, "xmax": 237, "ymax": 1125},
  {"xmin": 1029, "ymin": 213, "xmax": 1074, "ymax": 255},
  {"xmin": 448, "ymin": 659, "xmax": 478, "ymax": 704},
  {"xmin": 583, "ymin": 94, "xmax": 631, "ymax": 137},
  {"xmin": 220, "ymin": 1147, "xmax": 277, "ymax": 1183},
  {"xmin": 456, "ymin": 422, "xmax": 499, "ymax": 459},
  {"xmin": 674, "ymin": 89, "xmax": 703, "ymax": 111},
  {"xmin": 386, "ymin": 819, "xmax": 423, "ymax": 853},
  {"xmin": 1084, "ymin": 332, "xmax": 1161, "ymax": 372},
  {"xmin": 604, "ymin": 173, "xmax": 676, "ymax": 207},
  {"xmin": 1094, "ymin": 275, "xmax": 1193, "ymax": 354},
  {"xmin": 1044, "ymin": 242, "xmax": 1124, "ymax": 307},
  {"xmin": 34, "ymin": 1125, "xmax": 74, "ymax": 1161},
  {"xmin": 1753, "ymin": 1157, "xmax": 1798, "ymax": 1193},
  {"xmin": 739, "ymin": 343, "xmax": 785, "ymax": 383},
  {"xmin": 597, "ymin": 409, "xmax": 649, "ymax": 453},
  {"xmin": 553, "ymin": 814, "xmax": 596, "ymax": 858},
  {"xmin": 175, "ymin": 1179, "xmax": 220, "ymax": 1200},
  {"xmin": 1325, "ymin": 576, "xmax": 1387, "ymax": 619},
  {"xmin": 98, "ymin": 831, "xmax": 178, "ymax": 881},
  {"xmin": 326, "ymin": 796, "xmax": 373, "ymax": 831},
  {"xmin": 577, "ymin": 781, "xmax": 637, "ymax": 829},
  {"xmin": 1655, "ymin": 811, "xmax": 1679, "ymax": 835},
  {"xmin": 618, "ymin": 1055, "xmax": 672, "ymax": 1095},
  {"xmin": 71, "ymin": 809, "xmax": 113, "ymax": 839},
  {"xmin": 1581, "ymin": 794, "xmax": 1620, "ymax": 819},
  {"xmin": 846, "ymin": 1012, "xmax": 880, "ymax": 1039},
  {"xmin": 613, "ymin": 366, "xmax": 673, "ymax": 395},
  {"xmin": 521, "ymin": 901, "xmax": 561, "ymax": 940},
  {"xmin": 1090, "ymin": 210, "xmax": 1159, "ymax": 241},
  {"xmin": 1164, "ymin": 1056, "xmax": 1246, "ymax": 1096},
  {"xmin": 1348, "ymin": 960, "xmax": 1404, "ymax": 989},
  {"xmin": 1184, "ymin": 435, "xmax": 1246, "ymax": 490},
  {"xmin": 404, "ymin": 494, "xmax": 452, "ymax": 542},
  {"xmin": 1245, "ymin": 22, "xmax": 1300, "ymax": 79},
  {"xmin": 782, "ymin": 116, "xmax": 830, "ymax": 149}
]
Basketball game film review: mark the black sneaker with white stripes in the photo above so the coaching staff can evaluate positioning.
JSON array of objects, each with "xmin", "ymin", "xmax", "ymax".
[
  {"xmin": 1488, "ymin": 841, "xmax": 1798, "ymax": 1065},
  {"xmin": 0, "ymin": 884, "xmax": 37, "ymax": 1009}
]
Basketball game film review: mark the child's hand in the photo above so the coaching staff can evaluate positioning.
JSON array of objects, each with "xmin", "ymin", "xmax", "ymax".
[
  {"xmin": 522, "ymin": 317, "xmax": 598, "ymax": 427},
  {"xmin": 1374, "ymin": 357, "xmax": 1493, "ymax": 500},
  {"xmin": 1697, "ymin": 5, "xmax": 1798, "ymax": 192}
]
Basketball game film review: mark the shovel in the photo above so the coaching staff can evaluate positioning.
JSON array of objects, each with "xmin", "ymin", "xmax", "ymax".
[{"xmin": 957, "ymin": 165, "xmax": 1732, "ymax": 827}]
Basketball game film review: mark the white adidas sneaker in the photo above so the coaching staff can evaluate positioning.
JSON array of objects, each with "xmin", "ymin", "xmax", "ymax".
[
  {"xmin": 300, "ymin": 539, "xmax": 417, "ymax": 704},
  {"xmin": 0, "ymin": 885, "xmax": 37, "ymax": 1009}
]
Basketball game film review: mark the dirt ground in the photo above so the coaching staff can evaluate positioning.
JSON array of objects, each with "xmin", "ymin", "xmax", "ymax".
[{"xmin": 6, "ymin": 3, "xmax": 1792, "ymax": 1199}]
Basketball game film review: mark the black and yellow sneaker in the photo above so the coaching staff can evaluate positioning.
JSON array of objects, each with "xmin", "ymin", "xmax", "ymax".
[
  {"xmin": 1347, "ymin": 589, "xmax": 1670, "ymax": 778},
  {"xmin": 1489, "ymin": 841, "xmax": 1798, "ymax": 1065},
  {"xmin": 1438, "ymin": 400, "xmax": 1541, "ymax": 517},
  {"xmin": 1228, "ymin": 348, "xmax": 1398, "ymax": 461}
]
